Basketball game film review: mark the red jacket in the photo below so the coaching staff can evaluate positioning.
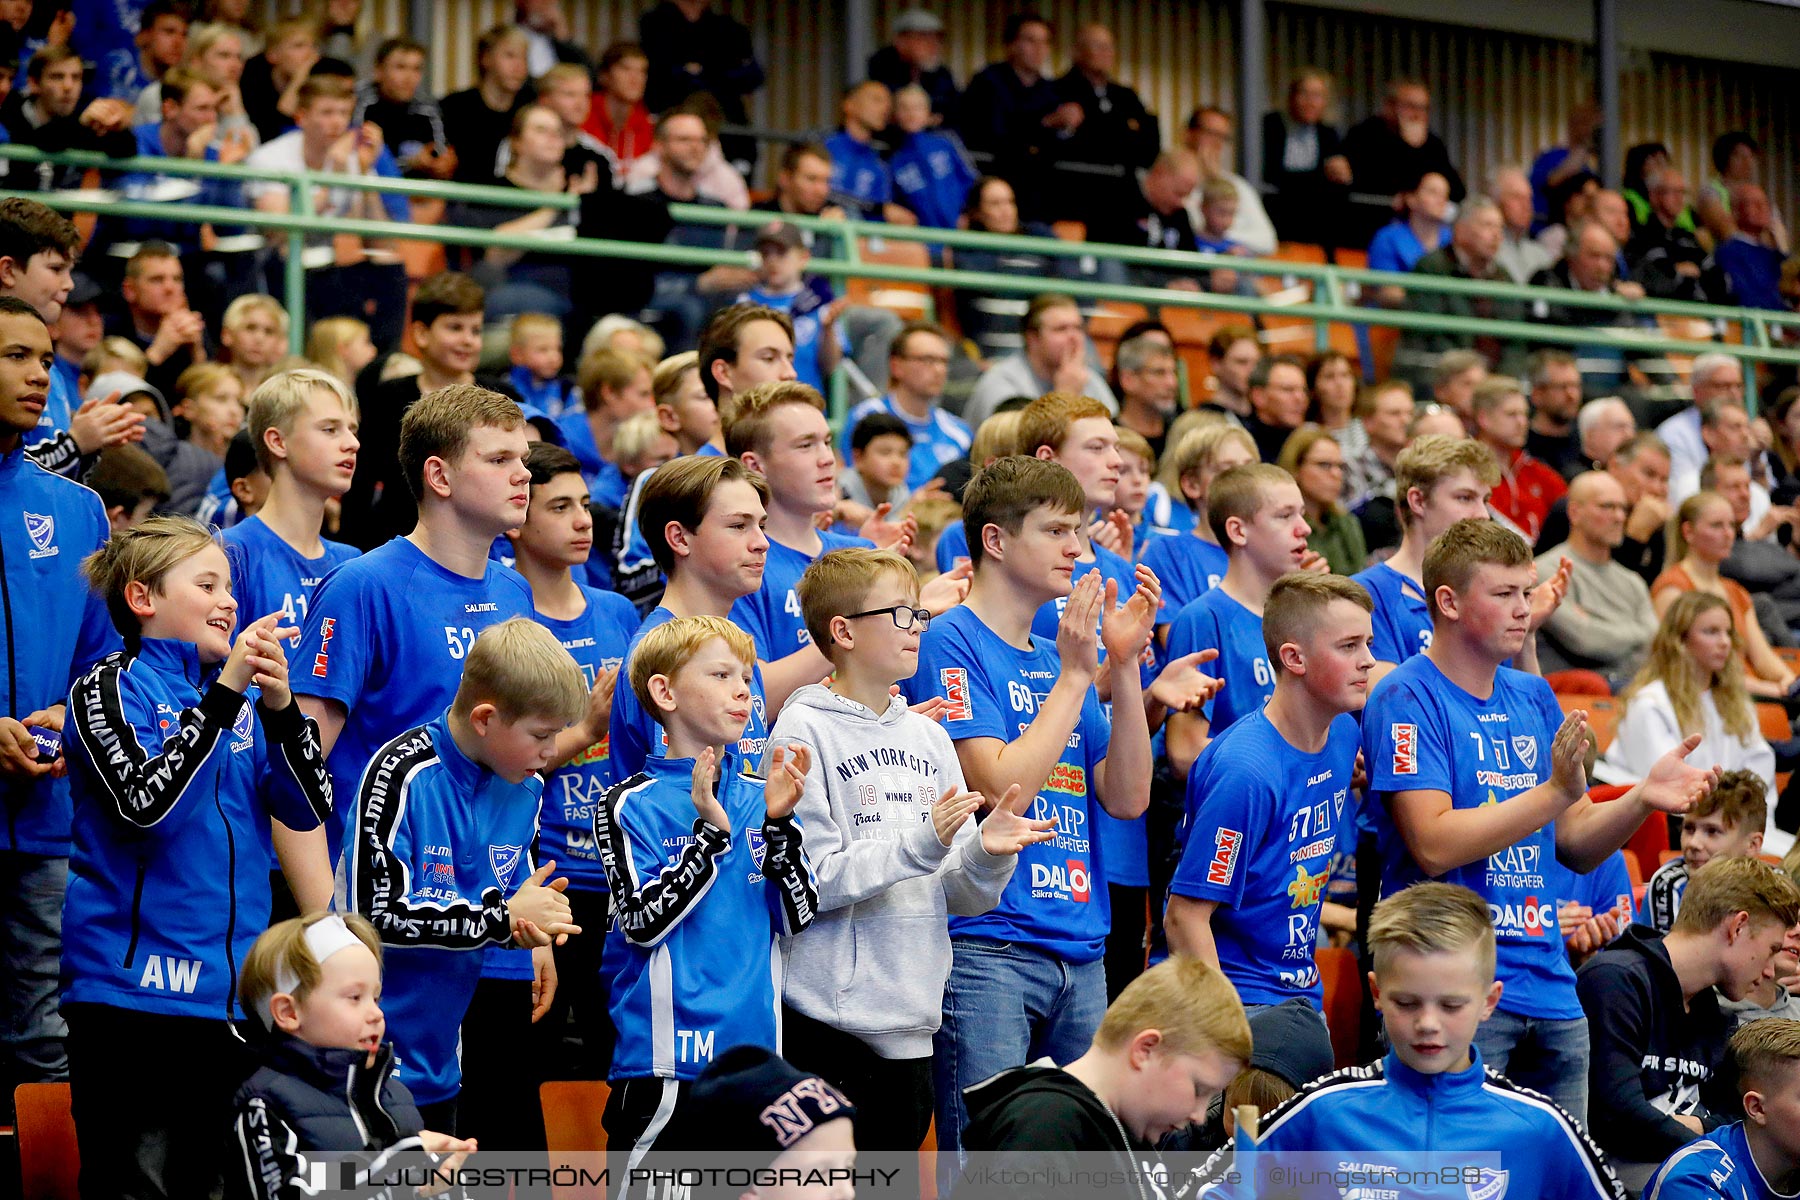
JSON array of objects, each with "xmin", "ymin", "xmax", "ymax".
[
  {"xmin": 1489, "ymin": 445, "xmax": 1567, "ymax": 546},
  {"xmin": 584, "ymin": 97, "xmax": 655, "ymax": 167}
]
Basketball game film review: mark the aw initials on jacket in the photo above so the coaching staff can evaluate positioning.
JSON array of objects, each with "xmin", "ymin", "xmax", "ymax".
[{"xmin": 137, "ymin": 955, "xmax": 203, "ymax": 993}]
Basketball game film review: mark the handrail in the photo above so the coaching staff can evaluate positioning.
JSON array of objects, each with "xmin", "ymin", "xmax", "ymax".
[
  {"xmin": 6, "ymin": 143, "xmax": 1799, "ymax": 371},
  {"xmin": 667, "ymin": 202, "xmax": 1800, "ymax": 330}
]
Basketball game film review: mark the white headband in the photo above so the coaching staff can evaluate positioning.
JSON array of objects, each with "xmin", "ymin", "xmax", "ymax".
[{"xmin": 258, "ymin": 915, "xmax": 366, "ymax": 1029}]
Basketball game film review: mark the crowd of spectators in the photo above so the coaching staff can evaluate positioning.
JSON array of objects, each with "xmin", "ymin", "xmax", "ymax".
[{"xmin": 8, "ymin": 1, "xmax": 1800, "ymax": 1195}]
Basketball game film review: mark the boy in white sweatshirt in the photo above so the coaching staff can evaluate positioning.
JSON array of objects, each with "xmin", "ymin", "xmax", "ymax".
[{"xmin": 771, "ymin": 546, "xmax": 1056, "ymax": 1150}]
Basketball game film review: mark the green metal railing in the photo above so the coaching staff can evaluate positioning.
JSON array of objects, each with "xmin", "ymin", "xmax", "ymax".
[{"xmin": 7, "ymin": 142, "xmax": 1799, "ymax": 372}]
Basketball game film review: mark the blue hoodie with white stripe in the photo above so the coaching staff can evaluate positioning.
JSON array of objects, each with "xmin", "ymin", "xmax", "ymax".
[{"xmin": 596, "ymin": 749, "xmax": 817, "ymax": 1082}]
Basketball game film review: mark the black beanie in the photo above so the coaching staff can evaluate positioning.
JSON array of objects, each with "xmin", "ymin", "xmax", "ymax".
[{"xmin": 659, "ymin": 1045, "xmax": 856, "ymax": 1156}]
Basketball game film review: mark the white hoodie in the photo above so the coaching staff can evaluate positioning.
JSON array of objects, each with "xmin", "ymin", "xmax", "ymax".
[{"xmin": 773, "ymin": 684, "xmax": 1015, "ymax": 1059}]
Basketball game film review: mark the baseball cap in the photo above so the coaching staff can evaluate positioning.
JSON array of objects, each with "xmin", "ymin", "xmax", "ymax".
[
  {"xmin": 66, "ymin": 273, "xmax": 102, "ymax": 308},
  {"xmin": 657, "ymin": 1045, "xmax": 855, "ymax": 1157},
  {"xmin": 88, "ymin": 371, "xmax": 169, "ymax": 422},
  {"xmin": 893, "ymin": 9, "xmax": 944, "ymax": 35},
  {"xmin": 754, "ymin": 221, "xmax": 806, "ymax": 253}
]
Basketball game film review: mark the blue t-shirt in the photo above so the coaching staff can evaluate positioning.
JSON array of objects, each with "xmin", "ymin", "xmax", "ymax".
[
  {"xmin": 1354, "ymin": 561, "xmax": 1434, "ymax": 665},
  {"xmin": 1641, "ymin": 1121, "xmax": 1775, "ymax": 1200},
  {"xmin": 1564, "ymin": 849, "xmax": 1636, "ymax": 924},
  {"xmin": 1142, "ymin": 484, "xmax": 1199, "ymax": 539},
  {"xmin": 608, "ymin": 606, "xmax": 771, "ymax": 783},
  {"xmin": 730, "ymin": 528, "xmax": 874, "ymax": 662},
  {"xmin": 824, "ymin": 130, "xmax": 893, "ymax": 218},
  {"xmin": 1167, "ymin": 587, "xmax": 1273, "ymax": 733},
  {"xmin": 1171, "ymin": 709, "xmax": 1358, "ymax": 1005},
  {"xmin": 840, "ymin": 394, "xmax": 972, "ymax": 491},
  {"xmin": 553, "ymin": 410, "xmax": 628, "ymax": 510},
  {"xmin": 1141, "ymin": 534, "xmax": 1229, "ymax": 625},
  {"xmin": 1362, "ymin": 654, "xmax": 1582, "ymax": 1020},
  {"xmin": 1034, "ymin": 546, "xmax": 1154, "ymax": 889},
  {"xmin": 900, "ymin": 604, "xmax": 1113, "ymax": 961},
  {"xmin": 890, "ymin": 130, "xmax": 976, "ymax": 230},
  {"xmin": 508, "ymin": 366, "xmax": 577, "ymax": 420},
  {"xmin": 220, "ymin": 516, "xmax": 360, "ymax": 650},
  {"xmin": 934, "ymin": 519, "xmax": 970, "ymax": 574},
  {"xmin": 740, "ymin": 284, "xmax": 847, "ymax": 393},
  {"xmin": 533, "ymin": 585, "xmax": 642, "ymax": 893},
  {"xmin": 1367, "ymin": 219, "xmax": 1449, "ymax": 274},
  {"xmin": 290, "ymin": 537, "xmax": 535, "ymax": 864}
]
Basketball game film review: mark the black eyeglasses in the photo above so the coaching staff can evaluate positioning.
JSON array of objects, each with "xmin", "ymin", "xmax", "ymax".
[{"xmin": 845, "ymin": 604, "xmax": 932, "ymax": 631}]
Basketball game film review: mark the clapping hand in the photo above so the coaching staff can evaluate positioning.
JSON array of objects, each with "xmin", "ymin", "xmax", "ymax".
[{"xmin": 763, "ymin": 743, "xmax": 812, "ymax": 820}]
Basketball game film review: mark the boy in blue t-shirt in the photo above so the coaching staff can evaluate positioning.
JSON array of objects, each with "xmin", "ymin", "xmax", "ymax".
[
  {"xmin": 889, "ymin": 85, "xmax": 977, "ymax": 231},
  {"xmin": 1141, "ymin": 424, "xmax": 1255, "ymax": 630},
  {"xmin": 1351, "ymin": 434, "xmax": 1505, "ymax": 684},
  {"xmin": 287, "ymin": 387, "xmax": 538, "ymax": 907},
  {"xmin": 220, "ymin": 368, "xmax": 361, "ymax": 916},
  {"xmin": 1195, "ymin": 883, "xmax": 1626, "ymax": 1200},
  {"xmin": 1165, "ymin": 463, "xmax": 1316, "ymax": 777},
  {"xmin": 735, "ymin": 223, "xmax": 848, "ymax": 393},
  {"xmin": 596, "ymin": 614, "xmax": 818, "ymax": 1162},
  {"xmin": 1643, "ymin": 1018, "xmax": 1800, "ymax": 1200},
  {"xmin": 506, "ymin": 313, "xmax": 576, "ymax": 420},
  {"xmin": 346, "ymin": 619, "xmax": 586, "ymax": 1131},
  {"xmin": 609, "ymin": 455, "xmax": 776, "ymax": 781},
  {"xmin": 1361, "ymin": 518, "xmax": 1718, "ymax": 1122},
  {"xmin": 1165, "ymin": 573, "xmax": 1372, "ymax": 1009},
  {"xmin": 898, "ymin": 455, "xmax": 1157, "ymax": 1159},
  {"xmin": 505, "ymin": 442, "xmax": 639, "ymax": 1079}
]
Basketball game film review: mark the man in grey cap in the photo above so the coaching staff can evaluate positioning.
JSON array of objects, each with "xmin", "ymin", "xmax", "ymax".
[{"xmin": 867, "ymin": 9, "xmax": 959, "ymax": 128}]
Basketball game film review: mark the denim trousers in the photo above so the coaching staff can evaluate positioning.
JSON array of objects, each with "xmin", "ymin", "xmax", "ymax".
[
  {"xmin": 931, "ymin": 936, "xmax": 1107, "ymax": 1160},
  {"xmin": 1473, "ymin": 1008, "xmax": 1591, "ymax": 1123},
  {"xmin": 0, "ymin": 851, "xmax": 68, "ymax": 1108}
]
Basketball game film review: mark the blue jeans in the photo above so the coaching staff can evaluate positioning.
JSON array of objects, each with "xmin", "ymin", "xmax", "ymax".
[
  {"xmin": 0, "ymin": 852, "xmax": 68, "ymax": 1106},
  {"xmin": 1473, "ymin": 1009, "xmax": 1590, "ymax": 1122},
  {"xmin": 933, "ymin": 937, "xmax": 1106, "ymax": 1160}
]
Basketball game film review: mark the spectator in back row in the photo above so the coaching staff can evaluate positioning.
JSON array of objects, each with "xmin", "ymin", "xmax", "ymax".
[
  {"xmin": 826, "ymin": 81, "xmax": 910, "ymax": 224},
  {"xmin": 584, "ymin": 41, "xmax": 654, "ymax": 169},
  {"xmin": 1368, "ymin": 170, "xmax": 1451, "ymax": 281},
  {"xmin": 1182, "ymin": 105, "xmax": 1276, "ymax": 257},
  {"xmin": 1397, "ymin": 194, "xmax": 1526, "ymax": 383},
  {"xmin": 889, "ymin": 84, "xmax": 977, "ymax": 231},
  {"xmin": 1088, "ymin": 148, "xmax": 1201, "ymax": 289},
  {"xmin": 1472, "ymin": 375, "xmax": 1566, "ymax": 545},
  {"xmin": 842, "ymin": 321, "xmax": 969, "ymax": 492},
  {"xmin": 639, "ymin": 0, "xmax": 764, "ymax": 173},
  {"xmin": 1657, "ymin": 353, "xmax": 1746, "ymax": 488},
  {"xmin": 2, "ymin": 46, "xmax": 137, "ymax": 191},
  {"xmin": 1491, "ymin": 165, "xmax": 1559, "ymax": 283},
  {"xmin": 866, "ymin": 8, "xmax": 957, "ymax": 127},
  {"xmin": 1340, "ymin": 77, "xmax": 1466, "ymax": 243},
  {"xmin": 963, "ymin": 293, "xmax": 1116, "ymax": 427},
  {"xmin": 1627, "ymin": 168, "xmax": 1720, "ymax": 304},
  {"xmin": 1716, "ymin": 184, "xmax": 1787, "ymax": 312},
  {"xmin": 959, "ymin": 13, "xmax": 1077, "ymax": 222},
  {"xmin": 1533, "ymin": 471, "xmax": 1659, "ymax": 686},
  {"xmin": 239, "ymin": 16, "xmax": 319, "ymax": 144},
  {"xmin": 440, "ymin": 23, "xmax": 531, "ymax": 184},
  {"xmin": 352, "ymin": 35, "xmax": 452, "ymax": 179},
  {"xmin": 1525, "ymin": 349, "xmax": 1586, "ymax": 480},
  {"xmin": 1053, "ymin": 23, "xmax": 1160, "ymax": 228},
  {"xmin": 1262, "ymin": 68, "xmax": 1350, "ymax": 247}
]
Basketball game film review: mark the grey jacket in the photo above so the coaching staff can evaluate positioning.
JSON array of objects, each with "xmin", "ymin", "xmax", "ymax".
[{"xmin": 773, "ymin": 684, "xmax": 1015, "ymax": 1058}]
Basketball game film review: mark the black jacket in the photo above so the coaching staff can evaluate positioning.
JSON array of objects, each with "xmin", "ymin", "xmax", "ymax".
[
  {"xmin": 229, "ymin": 1037, "xmax": 429, "ymax": 1200},
  {"xmin": 1575, "ymin": 924, "xmax": 1729, "ymax": 1167},
  {"xmin": 963, "ymin": 1065, "xmax": 1151, "ymax": 1200}
]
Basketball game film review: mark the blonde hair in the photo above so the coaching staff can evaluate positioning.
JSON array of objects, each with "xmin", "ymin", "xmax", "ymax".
[
  {"xmin": 1668, "ymin": 490, "xmax": 1732, "ymax": 564},
  {"xmin": 1421, "ymin": 519, "xmax": 1531, "ymax": 619},
  {"xmin": 450, "ymin": 618, "xmax": 586, "ymax": 725},
  {"xmin": 1156, "ymin": 409, "xmax": 1230, "ymax": 490},
  {"xmin": 84, "ymin": 336, "xmax": 150, "ymax": 380},
  {"xmin": 397, "ymin": 384, "xmax": 524, "ymax": 503},
  {"xmin": 970, "ymin": 410, "xmax": 1022, "ymax": 466},
  {"xmin": 581, "ymin": 313, "xmax": 665, "ymax": 366},
  {"xmin": 628, "ymin": 615, "xmax": 757, "ymax": 720},
  {"xmin": 1162, "ymin": 421, "xmax": 1253, "ymax": 505},
  {"xmin": 1262, "ymin": 572, "xmax": 1372, "ymax": 660},
  {"xmin": 1729, "ymin": 1018, "xmax": 1800, "ymax": 1092},
  {"xmin": 1092, "ymin": 956, "xmax": 1252, "ymax": 1065},
  {"xmin": 578, "ymin": 347, "xmax": 652, "ymax": 414},
  {"xmin": 908, "ymin": 495, "xmax": 961, "ymax": 550},
  {"xmin": 1394, "ymin": 436, "xmax": 1500, "ymax": 529},
  {"xmin": 798, "ymin": 548, "xmax": 918, "ymax": 661},
  {"xmin": 723, "ymin": 380, "xmax": 826, "ymax": 459},
  {"xmin": 610, "ymin": 410, "xmax": 667, "ymax": 464},
  {"xmin": 509, "ymin": 312, "xmax": 561, "ymax": 347},
  {"xmin": 1369, "ymin": 881, "xmax": 1497, "ymax": 981},
  {"xmin": 222, "ymin": 293, "xmax": 288, "ymax": 336},
  {"xmin": 305, "ymin": 316, "xmax": 371, "ymax": 387},
  {"xmin": 652, "ymin": 351, "xmax": 700, "ymax": 405},
  {"xmin": 183, "ymin": 21, "xmax": 244, "ymax": 69},
  {"xmin": 1671, "ymin": 854, "xmax": 1800, "ymax": 934},
  {"xmin": 174, "ymin": 362, "xmax": 238, "ymax": 405},
  {"xmin": 246, "ymin": 368, "xmax": 358, "ymax": 476},
  {"xmin": 1206, "ymin": 462, "xmax": 1297, "ymax": 547},
  {"xmin": 239, "ymin": 912, "xmax": 381, "ymax": 1027},
  {"xmin": 1620, "ymin": 591, "xmax": 1755, "ymax": 742},
  {"xmin": 82, "ymin": 515, "xmax": 219, "ymax": 642},
  {"xmin": 1114, "ymin": 425, "xmax": 1155, "ymax": 470},
  {"xmin": 1016, "ymin": 391, "xmax": 1111, "ymax": 458},
  {"xmin": 536, "ymin": 62, "xmax": 590, "ymax": 93}
]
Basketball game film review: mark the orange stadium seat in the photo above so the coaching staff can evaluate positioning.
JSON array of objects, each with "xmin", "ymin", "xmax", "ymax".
[
  {"xmin": 847, "ymin": 237, "xmax": 932, "ymax": 321},
  {"xmin": 1316, "ymin": 946, "xmax": 1362, "ymax": 1070},
  {"xmin": 15, "ymin": 1082, "xmax": 78, "ymax": 1200}
]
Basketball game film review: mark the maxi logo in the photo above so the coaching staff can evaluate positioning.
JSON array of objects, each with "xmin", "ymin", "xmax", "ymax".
[
  {"xmin": 940, "ymin": 668, "xmax": 971, "ymax": 721},
  {"xmin": 1207, "ymin": 828, "xmax": 1243, "ymax": 886},
  {"xmin": 1391, "ymin": 723, "xmax": 1418, "ymax": 774},
  {"xmin": 311, "ymin": 617, "xmax": 336, "ymax": 678}
]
